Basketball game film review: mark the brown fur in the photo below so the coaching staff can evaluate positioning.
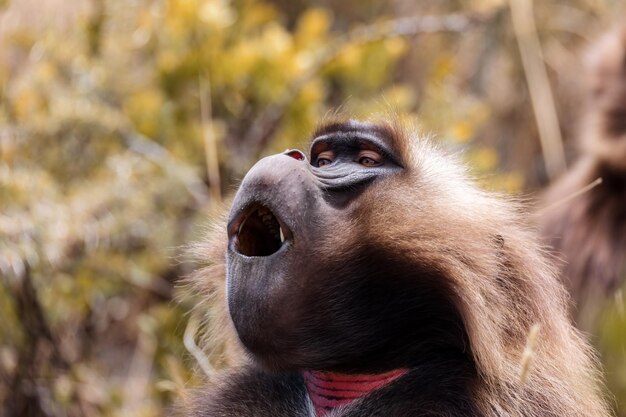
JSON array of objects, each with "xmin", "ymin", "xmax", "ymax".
[
  {"xmin": 186, "ymin": 205, "xmax": 246, "ymax": 371},
  {"xmin": 185, "ymin": 119, "xmax": 611, "ymax": 416},
  {"xmin": 540, "ymin": 25, "xmax": 626, "ymax": 327}
]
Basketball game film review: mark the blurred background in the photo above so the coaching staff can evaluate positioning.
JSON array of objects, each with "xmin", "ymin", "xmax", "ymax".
[{"xmin": 1, "ymin": 0, "xmax": 625, "ymax": 416}]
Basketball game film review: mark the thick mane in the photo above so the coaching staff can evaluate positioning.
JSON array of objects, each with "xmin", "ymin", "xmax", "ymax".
[
  {"xmin": 185, "ymin": 206, "xmax": 244, "ymax": 372},
  {"xmin": 358, "ymin": 126, "xmax": 610, "ymax": 416}
]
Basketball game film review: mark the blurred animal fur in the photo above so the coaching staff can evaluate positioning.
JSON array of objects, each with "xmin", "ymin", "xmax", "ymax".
[{"xmin": 540, "ymin": 25, "xmax": 626, "ymax": 326}]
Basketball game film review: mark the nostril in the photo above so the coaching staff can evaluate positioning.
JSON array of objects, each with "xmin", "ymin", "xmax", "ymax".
[{"xmin": 285, "ymin": 149, "xmax": 305, "ymax": 161}]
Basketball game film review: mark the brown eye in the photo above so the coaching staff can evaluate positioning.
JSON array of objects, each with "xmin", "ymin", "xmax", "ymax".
[
  {"xmin": 359, "ymin": 157, "xmax": 378, "ymax": 166},
  {"xmin": 357, "ymin": 150, "xmax": 382, "ymax": 167},
  {"xmin": 316, "ymin": 150, "xmax": 334, "ymax": 167},
  {"xmin": 317, "ymin": 158, "xmax": 333, "ymax": 167}
]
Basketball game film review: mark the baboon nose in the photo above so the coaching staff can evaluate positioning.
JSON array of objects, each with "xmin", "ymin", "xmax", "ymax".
[{"xmin": 284, "ymin": 149, "xmax": 306, "ymax": 161}]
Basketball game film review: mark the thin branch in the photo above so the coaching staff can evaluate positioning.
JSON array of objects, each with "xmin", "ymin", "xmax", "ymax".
[
  {"xmin": 534, "ymin": 177, "xmax": 602, "ymax": 217},
  {"xmin": 122, "ymin": 130, "xmax": 209, "ymax": 207},
  {"xmin": 510, "ymin": 0, "xmax": 566, "ymax": 180},
  {"xmin": 6, "ymin": 265, "xmax": 74, "ymax": 416},
  {"xmin": 12, "ymin": 265, "xmax": 67, "ymax": 368}
]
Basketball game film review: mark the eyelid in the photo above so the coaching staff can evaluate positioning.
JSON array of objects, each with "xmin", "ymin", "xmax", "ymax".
[
  {"xmin": 315, "ymin": 150, "xmax": 335, "ymax": 167},
  {"xmin": 316, "ymin": 150, "xmax": 334, "ymax": 160},
  {"xmin": 357, "ymin": 149, "xmax": 382, "ymax": 162}
]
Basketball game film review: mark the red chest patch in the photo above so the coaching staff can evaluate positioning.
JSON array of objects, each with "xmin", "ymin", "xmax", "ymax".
[{"xmin": 303, "ymin": 369, "xmax": 408, "ymax": 416}]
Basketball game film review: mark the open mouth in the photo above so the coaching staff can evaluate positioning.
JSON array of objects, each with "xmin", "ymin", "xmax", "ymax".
[{"xmin": 232, "ymin": 204, "xmax": 291, "ymax": 257}]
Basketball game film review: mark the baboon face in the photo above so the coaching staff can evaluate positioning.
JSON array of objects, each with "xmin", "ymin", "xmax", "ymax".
[
  {"xmin": 581, "ymin": 26, "xmax": 626, "ymax": 168},
  {"xmin": 585, "ymin": 28, "xmax": 626, "ymax": 112},
  {"xmin": 225, "ymin": 121, "xmax": 467, "ymax": 372}
]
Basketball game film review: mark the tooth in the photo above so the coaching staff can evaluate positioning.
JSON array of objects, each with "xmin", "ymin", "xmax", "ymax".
[{"xmin": 279, "ymin": 227, "xmax": 285, "ymax": 243}]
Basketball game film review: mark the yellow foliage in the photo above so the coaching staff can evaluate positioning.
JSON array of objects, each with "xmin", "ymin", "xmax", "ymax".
[
  {"xmin": 431, "ymin": 55, "xmax": 455, "ymax": 83},
  {"xmin": 489, "ymin": 172, "xmax": 525, "ymax": 192},
  {"xmin": 157, "ymin": 50, "xmax": 180, "ymax": 73},
  {"xmin": 335, "ymin": 44, "xmax": 362, "ymax": 70},
  {"xmin": 384, "ymin": 37, "xmax": 407, "ymax": 58},
  {"xmin": 36, "ymin": 61, "xmax": 58, "ymax": 83},
  {"xmin": 169, "ymin": 0, "xmax": 200, "ymax": 22},
  {"xmin": 199, "ymin": 0, "xmax": 237, "ymax": 28},
  {"xmin": 449, "ymin": 120, "xmax": 475, "ymax": 143},
  {"xmin": 238, "ymin": 2, "xmax": 278, "ymax": 30},
  {"xmin": 299, "ymin": 79, "xmax": 325, "ymax": 105},
  {"xmin": 124, "ymin": 90, "xmax": 165, "ymax": 138},
  {"xmin": 381, "ymin": 85, "xmax": 416, "ymax": 110},
  {"xmin": 442, "ymin": 100, "xmax": 490, "ymax": 145},
  {"xmin": 229, "ymin": 41, "xmax": 260, "ymax": 75},
  {"xmin": 294, "ymin": 8, "xmax": 332, "ymax": 48},
  {"xmin": 13, "ymin": 88, "xmax": 46, "ymax": 121},
  {"xmin": 260, "ymin": 23, "xmax": 293, "ymax": 58},
  {"xmin": 471, "ymin": 148, "xmax": 499, "ymax": 172},
  {"xmin": 294, "ymin": 51, "xmax": 316, "ymax": 74}
]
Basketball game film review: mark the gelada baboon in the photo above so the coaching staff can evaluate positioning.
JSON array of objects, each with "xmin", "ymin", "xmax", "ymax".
[
  {"xmin": 540, "ymin": 25, "xmax": 626, "ymax": 326},
  {"xmin": 185, "ymin": 120, "xmax": 610, "ymax": 416}
]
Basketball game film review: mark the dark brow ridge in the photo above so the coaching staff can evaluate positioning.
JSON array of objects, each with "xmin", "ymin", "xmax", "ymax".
[
  {"xmin": 312, "ymin": 121, "xmax": 390, "ymax": 143},
  {"xmin": 310, "ymin": 132, "xmax": 398, "ymax": 165},
  {"xmin": 312, "ymin": 120, "xmax": 406, "ymax": 162}
]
